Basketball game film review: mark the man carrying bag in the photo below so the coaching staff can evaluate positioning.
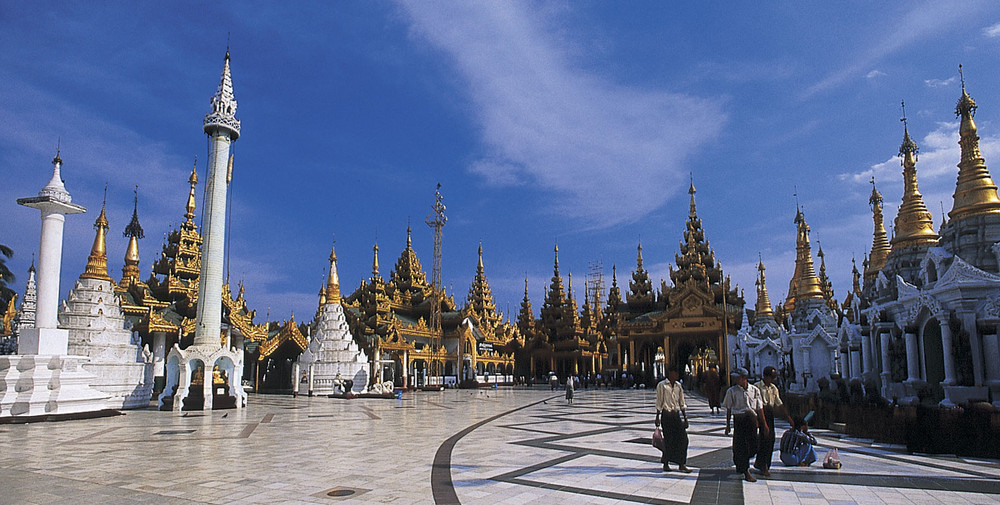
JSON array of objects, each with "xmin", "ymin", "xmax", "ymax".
[{"xmin": 655, "ymin": 366, "xmax": 692, "ymax": 473}]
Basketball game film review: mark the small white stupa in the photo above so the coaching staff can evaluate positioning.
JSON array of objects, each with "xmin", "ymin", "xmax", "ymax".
[
  {"xmin": 59, "ymin": 195, "xmax": 153, "ymax": 409},
  {"xmin": 294, "ymin": 241, "xmax": 369, "ymax": 395}
]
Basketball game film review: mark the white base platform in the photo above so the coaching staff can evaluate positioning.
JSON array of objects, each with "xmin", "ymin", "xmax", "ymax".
[{"xmin": 0, "ymin": 354, "xmax": 111, "ymax": 418}]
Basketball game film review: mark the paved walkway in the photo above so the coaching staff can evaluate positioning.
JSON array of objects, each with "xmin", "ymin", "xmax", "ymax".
[{"xmin": 1, "ymin": 388, "xmax": 998, "ymax": 504}]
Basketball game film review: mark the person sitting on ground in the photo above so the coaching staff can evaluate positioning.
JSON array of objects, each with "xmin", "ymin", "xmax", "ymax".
[{"xmin": 779, "ymin": 417, "xmax": 818, "ymax": 467}]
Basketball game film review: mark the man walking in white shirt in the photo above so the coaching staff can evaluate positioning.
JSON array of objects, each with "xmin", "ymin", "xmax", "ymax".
[
  {"xmin": 655, "ymin": 366, "xmax": 692, "ymax": 473},
  {"xmin": 723, "ymin": 367, "xmax": 768, "ymax": 482}
]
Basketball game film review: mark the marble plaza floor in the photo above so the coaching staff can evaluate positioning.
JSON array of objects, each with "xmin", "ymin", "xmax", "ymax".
[{"xmin": 1, "ymin": 388, "xmax": 999, "ymax": 505}]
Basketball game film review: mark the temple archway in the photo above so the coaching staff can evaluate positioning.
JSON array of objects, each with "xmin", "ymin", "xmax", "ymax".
[{"xmin": 921, "ymin": 318, "xmax": 945, "ymax": 384}]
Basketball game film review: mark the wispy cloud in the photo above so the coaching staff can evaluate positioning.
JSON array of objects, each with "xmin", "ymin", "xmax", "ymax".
[
  {"xmin": 984, "ymin": 22, "xmax": 1000, "ymax": 37},
  {"xmin": 866, "ymin": 70, "xmax": 887, "ymax": 79},
  {"xmin": 802, "ymin": 2, "xmax": 979, "ymax": 99},
  {"xmin": 924, "ymin": 76, "xmax": 958, "ymax": 88},
  {"xmin": 397, "ymin": 1, "xmax": 725, "ymax": 228}
]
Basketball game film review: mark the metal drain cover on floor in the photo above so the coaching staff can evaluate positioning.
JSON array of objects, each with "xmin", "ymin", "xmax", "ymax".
[
  {"xmin": 154, "ymin": 429, "xmax": 196, "ymax": 435},
  {"xmin": 316, "ymin": 487, "xmax": 371, "ymax": 500}
]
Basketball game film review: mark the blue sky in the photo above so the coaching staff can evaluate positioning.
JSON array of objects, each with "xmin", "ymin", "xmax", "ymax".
[{"xmin": 3, "ymin": 2, "xmax": 1000, "ymax": 322}]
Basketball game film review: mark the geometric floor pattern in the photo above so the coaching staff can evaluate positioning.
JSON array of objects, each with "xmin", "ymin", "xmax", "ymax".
[{"xmin": 1, "ymin": 388, "xmax": 998, "ymax": 504}]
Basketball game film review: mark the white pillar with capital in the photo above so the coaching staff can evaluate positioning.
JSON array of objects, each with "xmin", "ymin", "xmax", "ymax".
[{"xmin": 939, "ymin": 316, "xmax": 957, "ymax": 386}]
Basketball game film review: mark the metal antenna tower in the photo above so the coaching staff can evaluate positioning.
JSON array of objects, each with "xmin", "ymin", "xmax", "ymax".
[
  {"xmin": 587, "ymin": 260, "xmax": 605, "ymax": 312},
  {"xmin": 425, "ymin": 183, "xmax": 447, "ymax": 338}
]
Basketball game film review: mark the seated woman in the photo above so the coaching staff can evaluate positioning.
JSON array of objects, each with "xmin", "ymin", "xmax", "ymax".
[{"xmin": 779, "ymin": 417, "xmax": 818, "ymax": 467}]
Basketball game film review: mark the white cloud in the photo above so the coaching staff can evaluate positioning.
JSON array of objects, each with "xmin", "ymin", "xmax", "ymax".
[
  {"xmin": 802, "ymin": 3, "xmax": 978, "ymax": 99},
  {"xmin": 397, "ymin": 1, "xmax": 725, "ymax": 228},
  {"xmin": 924, "ymin": 76, "xmax": 958, "ymax": 88},
  {"xmin": 984, "ymin": 22, "xmax": 1000, "ymax": 37},
  {"xmin": 866, "ymin": 70, "xmax": 887, "ymax": 79}
]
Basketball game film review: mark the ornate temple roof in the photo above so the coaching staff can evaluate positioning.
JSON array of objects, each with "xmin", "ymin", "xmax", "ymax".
[
  {"xmin": 390, "ymin": 227, "xmax": 431, "ymax": 305},
  {"xmin": 667, "ymin": 181, "xmax": 725, "ymax": 301},
  {"xmin": 516, "ymin": 277, "xmax": 535, "ymax": 336},
  {"xmin": 465, "ymin": 243, "xmax": 501, "ymax": 329},
  {"xmin": 627, "ymin": 243, "xmax": 655, "ymax": 311}
]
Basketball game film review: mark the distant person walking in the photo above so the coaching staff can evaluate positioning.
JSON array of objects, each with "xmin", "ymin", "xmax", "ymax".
[
  {"xmin": 655, "ymin": 366, "xmax": 692, "ymax": 473},
  {"xmin": 754, "ymin": 366, "xmax": 793, "ymax": 478},
  {"xmin": 565, "ymin": 376, "xmax": 575, "ymax": 404},
  {"xmin": 703, "ymin": 364, "xmax": 722, "ymax": 414},
  {"xmin": 723, "ymin": 367, "xmax": 768, "ymax": 482}
]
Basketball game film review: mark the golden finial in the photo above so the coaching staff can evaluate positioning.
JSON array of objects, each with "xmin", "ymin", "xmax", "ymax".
[
  {"xmin": 372, "ymin": 243, "xmax": 380, "ymax": 277},
  {"xmin": 185, "ymin": 157, "xmax": 198, "ymax": 223},
  {"xmin": 949, "ymin": 64, "xmax": 1000, "ymax": 220},
  {"xmin": 53, "ymin": 137, "xmax": 62, "ymax": 165},
  {"xmin": 892, "ymin": 101, "xmax": 937, "ymax": 249},
  {"xmin": 121, "ymin": 187, "xmax": 144, "ymax": 285},
  {"xmin": 325, "ymin": 238, "xmax": 340, "ymax": 304},
  {"xmin": 80, "ymin": 188, "xmax": 111, "ymax": 281},
  {"xmin": 688, "ymin": 174, "xmax": 698, "ymax": 219}
]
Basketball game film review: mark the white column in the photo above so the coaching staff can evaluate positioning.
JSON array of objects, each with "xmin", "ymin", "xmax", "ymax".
[
  {"xmin": 307, "ymin": 363, "xmax": 315, "ymax": 395},
  {"xmin": 905, "ymin": 332, "xmax": 919, "ymax": 383},
  {"xmin": 193, "ymin": 131, "xmax": 232, "ymax": 348},
  {"xmin": 961, "ymin": 313, "xmax": 985, "ymax": 387},
  {"xmin": 982, "ymin": 333, "xmax": 1000, "ymax": 386},
  {"xmin": 940, "ymin": 317, "xmax": 957, "ymax": 386},
  {"xmin": 152, "ymin": 332, "xmax": 166, "ymax": 387},
  {"xmin": 879, "ymin": 329, "xmax": 891, "ymax": 388},
  {"xmin": 35, "ymin": 210, "xmax": 66, "ymax": 330},
  {"xmin": 850, "ymin": 348, "xmax": 861, "ymax": 379},
  {"xmin": 291, "ymin": 362, "xmax": 301, "ymax": 396},
  {"xmin": 861, "ymin": 328, "xmax": 873, "ymax": 375}
]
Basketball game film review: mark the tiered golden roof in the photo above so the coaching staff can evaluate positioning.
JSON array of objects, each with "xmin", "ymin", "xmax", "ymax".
[
  {"xmin": 516, "ymin": 277, "xmax": 535, "ymax": 335},
  {"xmin": 80, "ymin": 202, "xmax": 112, "ymax": 281},
  {"xmin": 668, "ymin": 181, "xmax": 723, "ymax": 296},
  {"xmin": 949, "ymin": 67, "xmax": 1000, "ymax": 220},
  {"xmin": 841, "ymin": 258, "xmax": 863, "ymax": 323},
  {"xmin": 891, "ymin": 104, "xmax": 938, "ymax": 249},
  {"xmin": 390, "ymin": 227, "xmax": 431, "ymax": 305},
  {"xmin": 465, "ymin": 243, "xmax": 501, "ymax": 329},
  {"xmin": 540, "ymin": 244, "xmax": 574, "ymax": 340},
  {"xmin": 150, "ymin": 164, "xmax": 203, "ymax": 301},
  {"xmin": 784, "ymin": 208, "xmax": 824, "ymax": 313},
  {"xmin": 627, "ymin": 243, "xmax": 655, "ymax": 310}
]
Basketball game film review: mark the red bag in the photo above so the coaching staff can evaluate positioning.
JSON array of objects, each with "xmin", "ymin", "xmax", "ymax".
[{"xmin": 652, "ymin": 427, "xmax": 665, "ymax": 451}]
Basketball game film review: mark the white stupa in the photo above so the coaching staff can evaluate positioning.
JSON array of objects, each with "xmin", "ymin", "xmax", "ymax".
[
  {"xmin": 294, "ymin": 241, "xmax": 369, "ymax": 395},
  {"xmin": 59, "ymin": 197, "xmax": 153, "ymax": 409}
]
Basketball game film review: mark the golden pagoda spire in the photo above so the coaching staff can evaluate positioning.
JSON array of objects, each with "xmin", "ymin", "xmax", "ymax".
[
  {"xmin": 372, "ymin": 243, "xmax": 380, "ymax": 277},
  {"xmin": 892, "ymin": 101, "xmax": 938, "ymax": 248},
  {"xmin": 121, "ymin": 187, "xmax": 144, "ymax": 285},
  {"xmin": 755, "ymin": 256, "xmax": 773, "ymax": 319},
  {"xmin": 184, "ymin": 157, "xmax": 198, "ymax": 227},
  {"xmin": 81, "ymin": 187, "xmax": 112, "ymax": 281},
  {"xmin": 949, "ymin": 65, "xmax": 1000, "ymax": 220},
  {"xmin": 318, "ymin": 284, "xmax": 327, "ymax": 306},
  {"xmin": 867, "ymin": 178, "xmax": 891, "ymax": 279},
  {"xmin": 324, "ymin": 239, "xmax": 341, "ymax": 304},
  {"xmin": 784, "ymin": 205, "xmax": 824, "ymax": 312}
]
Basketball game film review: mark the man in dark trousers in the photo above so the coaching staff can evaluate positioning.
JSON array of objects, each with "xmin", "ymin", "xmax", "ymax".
[
  {"xmin": 723, "ymin": 367, "xmax": 768, "ymax": 482},
  {"xmin": 754, "ymin": 366, "xmax": 793, "ymax": 478},
  {"xmin": 655, "ymin": 366, "xmax": 692, "ymax": 473}
]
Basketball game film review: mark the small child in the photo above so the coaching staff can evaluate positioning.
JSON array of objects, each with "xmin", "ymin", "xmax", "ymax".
[{"xmin": 780, "ymin": 417, "xmax": 818, "ymax": 466}]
